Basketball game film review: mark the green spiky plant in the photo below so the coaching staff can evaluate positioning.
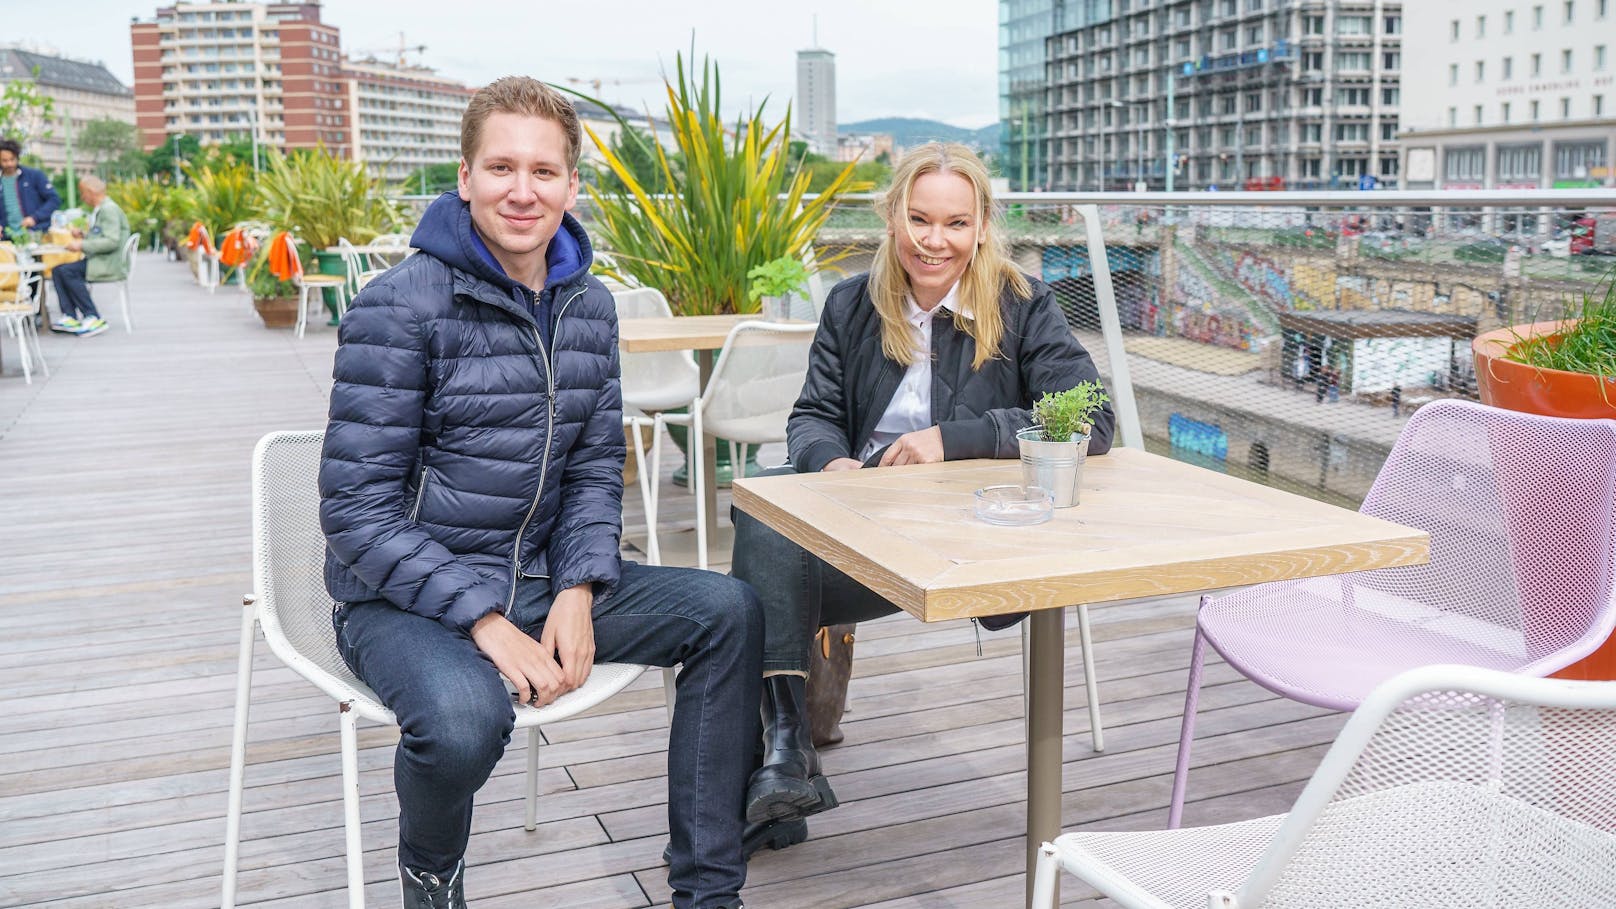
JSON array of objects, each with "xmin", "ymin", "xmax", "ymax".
[
  {"xmin": 1031, "ymin": 381, "xmax": 1111, "ymax": 442},
  {"xmin": 257, "ymin": 145, "xmax": 401, "ymax": 251},
  {"xmin": 108, "ymin": 176, "xmax": 178, "ymax": 249},
  {"xmin": 179, "ymin": 161, "xmax": 260, "ymax": 241},
  {"xmin": 1504, "ymin": 269, "xmax": 1616, "ymax": 388},
  {"xmin": 574, "ymin": 53, "xmax": 868, "ymax": 315}
]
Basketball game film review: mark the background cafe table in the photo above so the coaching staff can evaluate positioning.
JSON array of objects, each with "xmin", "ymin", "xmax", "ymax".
[
  {"xmin": 617, "ymin": 313, "xmax": 758, "ymax": 549},
  {"xmin": 731, "ymin": 448, "xmax": 1430, "ymax": 906}
]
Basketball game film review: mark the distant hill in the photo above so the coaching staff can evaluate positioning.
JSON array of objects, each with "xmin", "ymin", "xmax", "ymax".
[{"xmin": 840, "ymin": 117, "xmax": 1001, "ymax": 150}]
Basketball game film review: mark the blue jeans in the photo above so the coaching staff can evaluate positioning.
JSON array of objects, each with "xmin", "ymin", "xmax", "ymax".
[
  {"xmin": 731, "ymin": 465, "xmax": 902, "ymax": 674},
  {"xmin": 334, "ymin": 560, "xmax": 762, "ymax": 909},
  {"xmin": 51, "ymin": 258, "xmax": 101, "ymax": 320}
]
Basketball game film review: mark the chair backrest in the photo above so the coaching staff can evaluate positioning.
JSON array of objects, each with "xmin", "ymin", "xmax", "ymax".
[
  {"xmin": 612, "ymin": 287, "xmax": 700, "ymax": 408},
  {"xmin": 700, "ymin": 320, "xmax": 816, "ymax": 443},
  {"xmin": 1236, "ymin": 664, "xmax": 1616, "ymax": 907},
  {"xmin": 251, "ymin": 431, "xmax": 378, "ymax": 708},
  {"xmin": 0, "ymin": 243, "xmax": 24, "ymax": 302},
  {"xmin": 1351, "ymin": 399, "xmax": 1616, "ymax": 672},
  {"xmin": 121, "ymin": 234, "xmax": 139, "ymax": 282},
  {"xmin": 336, "ymin": 238, "xmax": 365, "ymax": 296}
]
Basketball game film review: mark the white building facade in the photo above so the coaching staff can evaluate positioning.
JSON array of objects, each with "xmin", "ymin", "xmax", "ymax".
[
  {"xmin": 344, "ymin": 59, "xmax": 469, "ymax": 183},
  {"xmin": 796, "ymin": 48, "xmax": 837, "ymax": 155},
  {"xmin": 1399, "ymin": 0, "xmax": 1615, "ymax": 191}
]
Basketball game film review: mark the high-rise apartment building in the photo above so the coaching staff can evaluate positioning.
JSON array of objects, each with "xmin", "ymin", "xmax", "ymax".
[
  {"xmin": 131, "ymin": 2, "xmax": 348, "ymax": 152},
  {"xmin": 1399, "ymin": 0, "xmax": 1614, "ymax": 191},
  {"xmin": 0, "ymin": 45, "xmax": 135, "ymax": 176},
  {"xmin": 344, "ymin": 58, "xmax": 471, "ymax": 183},
  {"xmin": 1018, "ymin": 0, "xmax": 1403, "ymax": 192},
  {"xmin": 796, "ymin": 48, "xmax": 837, "ymax": 155}
]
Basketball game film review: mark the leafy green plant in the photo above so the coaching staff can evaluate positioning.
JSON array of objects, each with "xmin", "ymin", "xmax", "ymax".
[
  {"xmin": 257, "ymin": 145, "xmax": 401, "ymax": 251},
  {"xmin": 109, "ymin": 176, "xmax": 177, "ymax": 248},
  {"xmin": 573, "ymin": 53, "xmax": 867, "ymax": 315},
  {"xmin": 1505, "ymin": 268, "xmax": 1616, "ymax": 383},
  {"xmin": 245, "ymin": 245, "xmax": 300, "ymax": 301},
  {"xmin": 746, "ymin": 255, "xmax": 811, "ymax": 302},
  {"xmin": 180, "ymin": 162, "xmax": 260, "ymax": 240},
  {"xmin": 1031, "ymin": 381, "xmax": 1110, "ymax": 441}
]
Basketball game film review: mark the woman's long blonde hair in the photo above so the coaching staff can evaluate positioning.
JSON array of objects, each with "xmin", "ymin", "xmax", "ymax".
[{"xmin": 868, "ymin": 142, "xmax": 1030, "ymax": 370}]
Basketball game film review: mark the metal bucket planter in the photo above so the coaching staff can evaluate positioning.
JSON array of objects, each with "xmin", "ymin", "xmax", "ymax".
[{"xmin": 1017, "ymin": 426, "xmax": 1091, "ymax": 508}]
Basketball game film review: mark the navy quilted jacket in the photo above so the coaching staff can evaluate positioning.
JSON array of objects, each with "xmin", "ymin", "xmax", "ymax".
[{"xmin": 319, "ymin": 193, "xmax": 625, "ymax": 633}]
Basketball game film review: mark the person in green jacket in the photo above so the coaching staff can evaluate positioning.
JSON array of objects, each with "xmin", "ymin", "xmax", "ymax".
[{"xmin": 51, "ymin": 175, "xmax": 129, "ymax": 337}]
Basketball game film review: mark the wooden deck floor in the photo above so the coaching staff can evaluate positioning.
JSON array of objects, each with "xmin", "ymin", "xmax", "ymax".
[{"xmin": 0, "ymin": 256, "xmax": 1345, "ymax": 908}]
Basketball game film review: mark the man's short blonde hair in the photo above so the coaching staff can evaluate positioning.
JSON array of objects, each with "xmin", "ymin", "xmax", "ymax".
[{"xmin": 461, "ymin": 76, "xmax": 581, "ymax": 170}]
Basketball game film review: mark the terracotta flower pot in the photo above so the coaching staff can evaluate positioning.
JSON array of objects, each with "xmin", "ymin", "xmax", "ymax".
[
  {"xmin": 253, "ymin": 296, "xmax": 299, "ymax": 329},
  {"xmin": 1472, "ymin": 320, "xmax": 1616, "ymax": 419}
]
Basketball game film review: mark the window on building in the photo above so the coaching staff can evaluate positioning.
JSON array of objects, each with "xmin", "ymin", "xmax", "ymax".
[
  {"xmin": 1449, "ymin": 63, "xmax": 1459, "ymax": 85},
  {"xmin": 1476, "ymin": 14, "xmax": 1487, "ymax": 36},
  {"xmin": 1505, "ymin": 10, "xmax": 1516, "ymax": 31},
  {"xmin": 1337, "ymin": 158, "xmax": 1367, "ymax": 177},
  {"xmin": 1339, "ymin": 15, "xmax": 1373, "ymax": 35},
  {"xmin": 1565, "ymin": 0, "xmax": 1575, "ymax": 21},
  {"xmin": 1222, "ymin": 29, "xmax": 1237, "ymax": 49},
  {"xmin": 1555, "ymin": 140, "xmax": 1607, "ymax": 177},
  {"xmin": 1338, "ymin": 52, "xmax": 1372, "ymax": 71},
  {"xmin": 1246, "ymin": 92, "xmax": 1262, "ymax": 112},
  {"xmin": 1474, "ymin": 104, "xmax": 1484, "ymax": 124},
  {"xmin": 1563, "ymin": 49, "xmax": 1574, "ymax": 72},
  {"xmin": 1600, "ymin": 0, "xmax": 1610, "ymax": 18},
  {"xmin": 1381, "ymin": 121, "xmax": 1399, "ymax": 141},
  {"xmin": 1335, "ymin": 123, "xmax": 1369, "ymax": 142},
  {"xmin": 1475, "ymin": 60, "xmax": 1486, "ymax": 82},
  {"xmin": 1562, "ymin": 97, "xmax": 1573, "ymax": 117},
  {"xmin": 1534, "ymin": 4, "xmax": 1545, "ymax": 27},
  {"xmin": 1384, "ymin": 15, "xmax": 1401, "ymax": 33},
  {"xmin": 1531, "ymin": 99, "xmax": 1541, "ymax": 119},
  {"xmin": 1532, "ymin": 52, "xmax": 1543, "ymax": 76},
  {"xmin": 1222, "ymin": 94, "xmax": 1237, "ymax": 114},
  {"xmin": 1597, "ymin": 45, "xmax": 1608, "ymax": 69},
  {"xmin": 1305, "ymin": 15, "xmax": 1324, "ymax": 35},
  {"xmin": 1383, "ymin": 50, "xmax": 1401, "ymax": 69},
  {"xmin": 1382, "ymin": 87, "xmax": 1400, "ymax": 105},
  {"xmin": 1446, "ymin": 147, "xmax": 1485, "ymax": 181},
  {"xmin": 1447, "ymin": 106, "xmax": 1457, "ymax": 127},
  {"xmin": 1380, "ymin": 157, "xmax": 1400, "ymax": 177},
  {"xmin": 1305, "ymin": 87, "xmax": 1324, "ymax": 107},
  {"xmin": 1503, "ymin": 57, "xmax": 1514, "ymax": 79},
  {"xmin": 1595, "ymin": 95, "xmax": 1605, "ymax": 115},
  {"xmin": 1302, "ymin": 123, "xmax": 1322, "ymax": 142},
  {"xmin": 1498, "ymin": 145, "xmax": 1541, "ymax": 181},
  {"xmin": 1449, "ymin": 19, "xmax": 1460, "ymax": 40},
  {"xmin": 1220, "ymin": 126, "xmax": 1236, "ymax": 146},
  {"xmin": 1176, "ymin": 38, "xmax": 1192, "ymax": 58},
  {"xmin": 1247, "ymin": 25, "xmax": 1263, "ymax": 43},
  {"xmin": 1307, "ymin": 51, "xmax": 1325, "ymax": 71},
  {"xmin": 1502, "ymin": 101, "xmax": 1513, "ymax": 122},
  {"xmin": 1302, "ymin": 158, "xmax": 1322, "ymax": 177}
]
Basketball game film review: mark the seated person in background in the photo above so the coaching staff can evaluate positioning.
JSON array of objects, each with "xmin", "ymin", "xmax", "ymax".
[
  {"xmin": 50, "ymin": 176, "xmax": 128, "ymax": 337},
  {"xmin": 320, "ymin": 77, "xmax": 760, "ymax": 909},
  {"xmin": 0, "ymin": 138, "xmax": 61, "ymax": 233},
  {"xmin": 731, "ymin": 141, "xmax": 1116, "ymax": 846}
]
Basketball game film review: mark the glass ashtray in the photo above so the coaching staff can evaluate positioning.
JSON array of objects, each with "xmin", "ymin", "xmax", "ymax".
[{"xmin": 973, "ymin": 485, "xmax": 1054, "ymax": 526}]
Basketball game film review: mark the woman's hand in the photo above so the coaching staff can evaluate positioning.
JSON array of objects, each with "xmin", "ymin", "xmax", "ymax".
[
  {"xmin": 879, "ymin": 426, "xmax": 944, "ymax": 467},
  {"xmin": 822, "ymin": 458, "xmax": 864, "ymax": 472}
]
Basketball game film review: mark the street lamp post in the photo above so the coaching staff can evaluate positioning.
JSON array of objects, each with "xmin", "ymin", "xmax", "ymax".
[{"xmin": 171, "ymin": 133, "xmax": 182, "ymax": 185}]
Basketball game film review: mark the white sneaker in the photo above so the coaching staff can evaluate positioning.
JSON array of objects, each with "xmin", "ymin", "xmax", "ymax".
[{"xmin": 76, "ymin": 317, "xmax": 109, "ymax": 337}]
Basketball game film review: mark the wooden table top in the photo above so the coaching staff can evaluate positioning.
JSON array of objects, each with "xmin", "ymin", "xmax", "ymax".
[
  {"xmin": 618, "ymin": 314, "xmax": 759, "ymax": 352},
  {"xmin": 732, "ymin": 448, "xmax": 1430, "ymax": 623}
]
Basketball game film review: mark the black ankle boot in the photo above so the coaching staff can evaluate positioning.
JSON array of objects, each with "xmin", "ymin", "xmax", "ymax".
[
  {"xmin": 663, "ymin": 816, "xmax": 811, "ymax": 864},
  {"xmin": 745, "ymin": 675, "xmax": 839, "ymax": 824},
  {"xmin": 400, "ymin": 859, "xmax": 467, "ymax": 909}
]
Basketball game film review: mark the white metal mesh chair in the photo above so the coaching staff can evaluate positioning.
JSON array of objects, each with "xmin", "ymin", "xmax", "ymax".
[
  {"xmin": 222, "ymin": 431, "xmax": 651, "ymax": 909},
  {"xmin": 0, "ymin": 244, "xmax": 46, "ymax": 383},
  {"xmin": 1169, "ymin": 399, "xmax": 1616, "ymax": 827},
  {"xmin": 1034, "ymin": 664, "xmax": 1616, "ymax": 908},
  {"xmin": 87, "ymin": 234, "xmax": 140, "ymax": 333},
  {"xmin": 613, "ymin": 287, "xmax": 702, "ymax": 566},
  {"xmin": 290, "ymin": 250, "xmax": 349, "ymax": 338},
  {"xmin": 656, "ymin": 320, "xmax": 815, "ymax": 570},
  {"xmin": 336, "ymin": 237, "xmax": 385, "ymax": 295}
]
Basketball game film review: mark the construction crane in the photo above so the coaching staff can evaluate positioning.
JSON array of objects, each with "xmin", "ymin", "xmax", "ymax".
[
  {"xmin": 351, "ymin": 32, "xmax": 427, "ymax": 68},
  {"xmin": 565, "ymin": 77, "xmax": 621, "ymax": 96}
]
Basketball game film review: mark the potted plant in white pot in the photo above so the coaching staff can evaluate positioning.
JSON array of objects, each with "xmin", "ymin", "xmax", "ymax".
[
  {"xmin": 747, "ymin": 255, "xmax": 812, "ymax": 321},
  {"xmin": 1018, "ymin": 380, "xmax": 1110, "ymax": 507}
]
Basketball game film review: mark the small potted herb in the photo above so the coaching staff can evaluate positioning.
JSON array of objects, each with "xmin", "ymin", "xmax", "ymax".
[
  {"xmin": 1472, "ymin": 268, "xmax": 1616, "ymax": 417},
  {"xmin": 1017, "ymin": 380, "xmax": 1110, "ymax": 507},
  {"xmin": 747, "ymin": 255, "xmax": 812, "ymax": 321}
]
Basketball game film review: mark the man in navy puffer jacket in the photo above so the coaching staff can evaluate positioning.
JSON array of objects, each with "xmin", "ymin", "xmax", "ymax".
[{"xmin": 319, "ymin": 77, "xmax": 762, "ymax": 909}]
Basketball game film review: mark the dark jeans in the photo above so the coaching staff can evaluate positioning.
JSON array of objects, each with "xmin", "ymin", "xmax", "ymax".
[
  {"xmin": 51, "ymin": 259, "xmax": 100, "ymax": 320},
  {"xmin": 333, "ymin": 560, "xmax": 762, "ymax": 909},
  {"xmin": 731, "ymin": 465, "xmax": 901, "ymax": 674}
]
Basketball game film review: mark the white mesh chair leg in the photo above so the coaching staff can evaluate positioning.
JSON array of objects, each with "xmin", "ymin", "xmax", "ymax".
[
  {"xmin": 1077, "ymin": 603, "xmax": 1104, "ymax": 752},
  {"xmin": 647, "ymin": 415, "xmax": 666, "ymax": 566},
  {"xmin": 1168, "ymin": 603, "xmax": 1212, "ymax": 829},
  {"xmin": 691, "ymin": 402, "xmax": 708, "ymax": 571},
  {"xmin": 524, "ymin": 726, "xmax": 540, "ymax": 832},
  {"xmin": 221, "ymin": 598, "xmax": 257, "ymax": 909},
  {"xmin": 663, "ymin": 667, "xmax": 677, "ymax": 725},
  {"xmin": 1031, "ymin": 842, "xmax": 1062, "ymax": 909},
  {"xmin": 295, "ymin": 285, "xmax": 312, "ymax": 338},
  {"xmin": 339, "ymin": 707, "xmax": 365, "ymax": 909},
  {"xmin": 627, "ymin": 418, "xmax": 660, "ymax": 566},
  {"xmin": 118, "ymin": 283, "xmax": 132, "ymax": 333}
]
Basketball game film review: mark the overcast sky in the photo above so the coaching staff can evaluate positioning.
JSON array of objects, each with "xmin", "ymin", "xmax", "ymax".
[{"xmin": 11, "ymin": 0, "xmax": 1001, "ymax": 128}]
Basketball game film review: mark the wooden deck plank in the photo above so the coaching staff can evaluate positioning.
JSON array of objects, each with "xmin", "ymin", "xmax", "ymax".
[{"xmin": 1, "ymin": 255, "xmax": 1353, "ymax": 907}]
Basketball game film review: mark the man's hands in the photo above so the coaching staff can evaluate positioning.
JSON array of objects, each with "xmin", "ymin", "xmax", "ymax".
[
  {"xmin": 468, "ymin": 584, "xmax": 595, "ymax": 708},
  {"xmin": 65, "ymin": 237, "xmax": 84, "ymax": 252},
  {"xmin": 878, "ymin": 426, "xmax": 945, "ymax": 467},
  {"xmin": 822, "ymin": 457, "xmax": 865, "ymax": 472},
  {"xmin": 20, "ymin": 216, "xmax": 34, "ymax": 229}
]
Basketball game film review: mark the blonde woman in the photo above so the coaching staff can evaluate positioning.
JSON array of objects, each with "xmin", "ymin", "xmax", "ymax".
[{"xmin": 731, "ymin": 142, "xmax": 1115, "ymax": 849}]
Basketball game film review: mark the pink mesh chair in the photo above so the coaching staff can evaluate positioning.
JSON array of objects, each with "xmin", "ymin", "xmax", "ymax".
[
  {"xmin": 1168, "ymin": 399, "xmax": 1616, "ymax": 828},
  {"xmin": 1036, "ymin": 665, "xmax": 1616, "ymax": 908}
]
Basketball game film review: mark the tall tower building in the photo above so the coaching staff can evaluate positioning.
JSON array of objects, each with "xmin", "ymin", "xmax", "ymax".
[
  {"xmin": 1023, "ymin": 0, "xmax": 1405, "ymax": 192},
  {"xmin": 796, "ymin": 47, "xmax": 837, "ymax": 155},
  {"xmin": 131, "ymin": 1, "xmax": 349, "ymax": 153}
]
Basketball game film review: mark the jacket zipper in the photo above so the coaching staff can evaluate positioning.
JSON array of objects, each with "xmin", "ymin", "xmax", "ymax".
[
  {"xmin": 506, "ymin": 284, "xmax": 589, "ymax": 611},
  {"xmin": 408, "ymin": 465, "xmax": 429, "ymax": 520}
]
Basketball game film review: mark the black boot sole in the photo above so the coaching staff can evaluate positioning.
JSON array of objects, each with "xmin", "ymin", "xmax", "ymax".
[
  {"xmin": 745, "ymin": 773, "xmax": 839, "ymax": 824},
  {"xmin": 662, "ymin": 817, "xmax": 810, "ymax": 864}
]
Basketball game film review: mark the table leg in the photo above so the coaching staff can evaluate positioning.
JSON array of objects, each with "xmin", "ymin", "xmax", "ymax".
[
  {"xmin": 696, "ymin": 350, "xmax": 719, "ymax": 547},
  {"xmin": 1026, "ymin": 606, "xmax": 1066, "ymax": 908}
]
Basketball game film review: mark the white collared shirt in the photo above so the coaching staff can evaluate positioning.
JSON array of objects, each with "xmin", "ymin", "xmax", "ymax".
[{"xmin": 858, "ymin": 283, "xmax": 969, "ymax": 462}]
